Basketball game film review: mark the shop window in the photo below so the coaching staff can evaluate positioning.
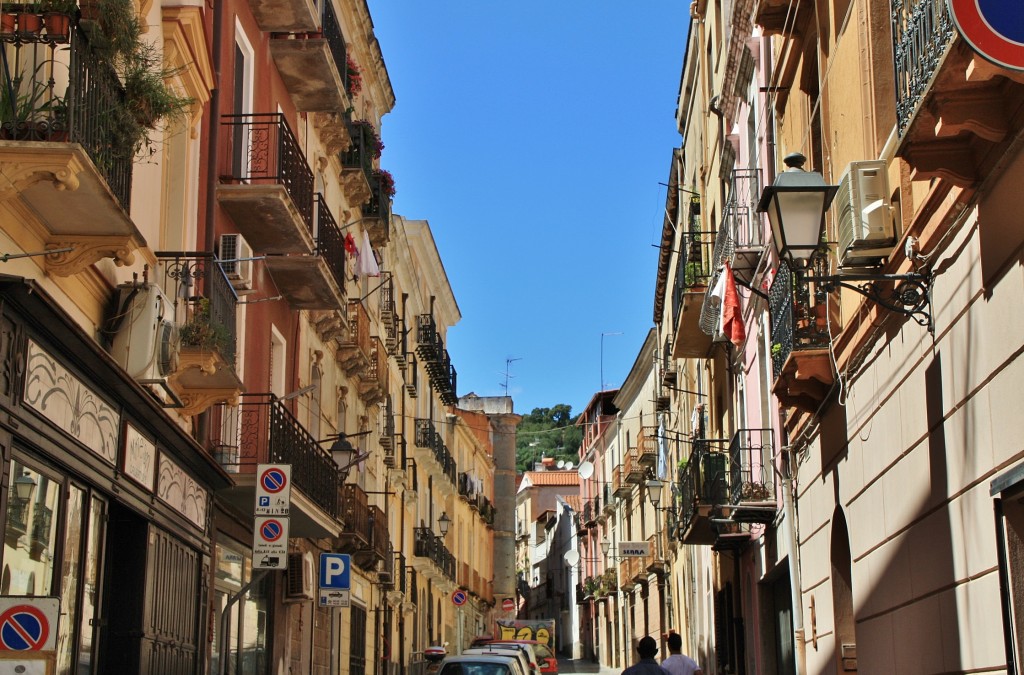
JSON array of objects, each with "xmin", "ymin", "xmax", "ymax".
[{"xmin": 212, "ymin": 542, "xmax": 268, "ymax": 675}]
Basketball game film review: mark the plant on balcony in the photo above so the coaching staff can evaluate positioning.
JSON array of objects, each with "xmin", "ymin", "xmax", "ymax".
[
  {"xmin": 179, "ymin": 299, "xmax": 230, "ymax": 355},
  {"xmin": 81, "ymin": 0, "xmax": 193, "ymax": 157},
  {"xmin": 349, "ymin": 118, "xmax": 383, "ymax": 158},
  {"xmin": 373, "ymin": 168, "xmax": 396, "ymax": 198},
  {"xmin": 0, "ymin": 77, "xmax": 65, "ymax": 138},
  {"xmin": 346, "ymin": 54, "xmax": 362, "ymax": 99}
]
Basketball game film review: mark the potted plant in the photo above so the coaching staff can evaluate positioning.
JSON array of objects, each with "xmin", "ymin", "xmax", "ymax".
[
  {"xmin": 345, "ymin": 54, "xmax": 362, "ymax": 99},
  {"xmin": 348, "ymin": 118, "xmax": 382, "ymax": 158},
  {"xmin": 40, "ymin": 0, "xmax": 76, "ymax": 41},
  {"xmin": 0, "ymin": 78, "xmax": 65, "ymax": 140},
  {"xmin": 373, "ymin": 168, "xmax": 396, "ymax": 198},
  {"xmin": 179, "ymin": 299, "xmax": 230, "ymax": 355}
]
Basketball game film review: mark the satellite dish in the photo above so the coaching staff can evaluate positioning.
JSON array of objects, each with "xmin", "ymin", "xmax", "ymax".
[
  {"xmin": 557, "ymin": 460, "xmax": 566, "ymax": 469},
  {"xmin": 565, "ymin": 462, "xmax": 574, "ymax": 471},
  {"xmin": 563, "ymin": 550, "xmax": 581, "ymax": 567},
  {"xmin": 577, "ymin": 461, "xmax": 595, "ymax": 480}
]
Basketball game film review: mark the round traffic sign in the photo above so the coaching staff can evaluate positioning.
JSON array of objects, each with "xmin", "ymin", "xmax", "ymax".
[
  {"xmin": 452, "ymin": 590, "xmax": 467, "ymax": 606},
  {"xmin": 260, "ymin": 467, "xmax": 288, "ymax": 493},
  {"xmin": 949, "ymin": 0, "xmax": 1024, "ymax": 71},
  {"xmin": 0, "ymin": 605, "xmax": 49, "ymax": 651},
  {"xmin": 260, "ymin": 519, "xmax": 284, "ymax": 542},
  {"xmin": 501, "ymin": 598, "xmax": 515, "ymax": 612}
]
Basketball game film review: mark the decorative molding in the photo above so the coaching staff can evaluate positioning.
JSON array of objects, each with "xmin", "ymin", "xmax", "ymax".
[
  {"xmin": 123, "ymin": 423, "xmax": 157, "ymax": 490},
  {"xmin": 0, "ymin": 149, "xmax": 83, "ymax": 199},
  {"xmin": 157, "ymin": 451, "xmax": 209, "ymax": 529},
  {"xmin": 340, "ymin": 166, "xmax": 372, "ymax": 207},
  {"xmin": 44, "ymin": 238, "xmax": 139, "ymax": 275},
  {"xmin": 23, "ymin": 339, "xmax": 118, "ymax": 464}
]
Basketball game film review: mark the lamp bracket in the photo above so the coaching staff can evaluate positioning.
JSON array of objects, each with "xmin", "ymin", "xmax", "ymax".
[{"xmin": 807, "ymin": 268, "xmax": 933, "ymax": 331}]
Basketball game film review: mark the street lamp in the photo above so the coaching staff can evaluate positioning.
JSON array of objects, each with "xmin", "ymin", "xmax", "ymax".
[
  {"xmin": 13, "ymin": 471, "xmax": 36, "ymax": 502},
  {"xmin": 646, "ymin": 478, "xmax": 664, "ymax": 508},
  {"xmin": 327, "ymin": 431, "xmax": 372, "ymax": 480},
  {"xmin": 757, "ymin": 152, "xmax": 932, "ymax": 327},
  {"xmin": 438, "ymin": 511, "xmax": 451, "ymax": 537}
]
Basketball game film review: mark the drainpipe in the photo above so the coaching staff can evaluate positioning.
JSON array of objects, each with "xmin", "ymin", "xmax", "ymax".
[
  {"xmin": 781, "ymin": 442, "xmax": 806, "ymax": 675},
  {"xmin": 614, "ymin": 412, "xmax": 628, "ymax": 668}
]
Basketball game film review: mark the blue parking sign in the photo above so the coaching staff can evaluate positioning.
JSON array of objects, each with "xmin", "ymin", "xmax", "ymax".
[{"xmin": 319, "ymin": 553, "xmax": 351, "ymax": 590}]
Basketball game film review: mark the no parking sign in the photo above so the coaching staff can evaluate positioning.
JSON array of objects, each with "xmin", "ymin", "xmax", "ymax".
[
  {"xmin": 0, "ymin": 598, "xmax": 58, "ymax": 652},
  {"xmin": 949, "ymin": 0, "xmax": 1024, "ymax": 71}
]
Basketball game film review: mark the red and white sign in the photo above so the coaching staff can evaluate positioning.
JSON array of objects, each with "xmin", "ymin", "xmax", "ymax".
[
  {"xmin": 452, "ymin": 590, "xmax": 468, "ymax": 606},
  {"xmin": 501, "ymin": 598, "xmax": 516, "ymax": 612},
  {"xmin": 0, "ymin": 597, "xmax": 59, "ymax": 651},
  {"xmin": 255, "ymin": 463, "xmax": 292, "ymax": 516},
  {"xmin": 949, "ymin": 0, "xmax": 1024, "ymax": 71}
]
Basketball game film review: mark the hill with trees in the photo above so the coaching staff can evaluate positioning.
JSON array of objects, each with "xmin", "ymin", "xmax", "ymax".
[{"xmin": 515, "ymin": 404, "xmax": 582, "ymax": 473}]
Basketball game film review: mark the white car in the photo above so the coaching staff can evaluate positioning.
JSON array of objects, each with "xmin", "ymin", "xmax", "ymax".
[
  {"xmin": 438, "ymin": 654, "xmax": 526, "ymax": 675},
  {"xmin": 462, "ymin": 646, "xmax": 540, "ymax": 675}
]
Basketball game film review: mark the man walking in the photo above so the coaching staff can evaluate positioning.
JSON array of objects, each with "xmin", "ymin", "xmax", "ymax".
[
  {"xmin": 661, "ymin": 632, "xmax": 701, "ymax": 675},
  {"xmin": 621, "ymin": 636, "xmax": 669, "ymax": 675}
]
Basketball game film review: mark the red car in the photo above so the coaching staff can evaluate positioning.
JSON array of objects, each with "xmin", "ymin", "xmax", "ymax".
[{"xmin": 480, "ymin": 640, "xmax": 557, "ymax": 674}]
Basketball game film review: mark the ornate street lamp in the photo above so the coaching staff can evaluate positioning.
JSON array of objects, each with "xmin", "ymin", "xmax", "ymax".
[
  {"xmin": 13, "ymin": 471, "xmax": 36, "ymax": 502},
  {"xmin": 438, "ymin": 511, "xmax": 451, "ymax": 536}
]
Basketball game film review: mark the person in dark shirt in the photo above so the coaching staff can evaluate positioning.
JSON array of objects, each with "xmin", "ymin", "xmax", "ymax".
[{"xmin": 621, "ymin": 636, "xmax": 670, "ymax": 675}]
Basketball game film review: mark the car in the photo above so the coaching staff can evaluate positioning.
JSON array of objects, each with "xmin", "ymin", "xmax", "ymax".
[
  {"xmin": 437, "ymin": 655, "xmax": 525, "ymax": 675},
  {"xmin": 479, "ymin": 640, "xmax": 557, "ymax": 674},
  {"xmin": 462, "ymin": 646, "xmax": 540, "ymax": 675}
]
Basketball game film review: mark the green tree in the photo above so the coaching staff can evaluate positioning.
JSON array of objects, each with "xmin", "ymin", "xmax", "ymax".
[{"xmin": 515, "ymin": 404, "xmax": 583, "ymax": 473}]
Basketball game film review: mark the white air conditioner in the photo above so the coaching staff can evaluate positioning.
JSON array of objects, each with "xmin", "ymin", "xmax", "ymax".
[
  {"xmin": 836, "ymin": 160, "xmax": 894, "ymax": 267},
  {"xmin": 220, "ymin": 233, "xmax": 254, "ymax": 292},
  {"xmin": 285, "ymin": 551, "xmax": 315, "ymax": 602},
  {"xmin": 110, "ymin": 283, "xmax": 179, "ymax": 384}
]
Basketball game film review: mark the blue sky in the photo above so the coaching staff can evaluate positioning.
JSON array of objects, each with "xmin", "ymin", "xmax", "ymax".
[{"xmin": 367, "ymin": 2, "xmax": 689, "ymax": 417}]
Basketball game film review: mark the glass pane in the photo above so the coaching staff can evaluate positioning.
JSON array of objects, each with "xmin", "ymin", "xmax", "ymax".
[
  {"xmin": 2, "ymin": 461, "xmax": 59, "ymax": 596},
  {"xmin": 78, "ymin": 495, "xmax": 106, "ymax": 675},
  {"xmin": 56, "ymin": 485, "xmax": 84, "ymax": 675}
]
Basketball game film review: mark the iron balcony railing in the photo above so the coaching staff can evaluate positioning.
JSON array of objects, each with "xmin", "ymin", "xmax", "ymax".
[
  {"xmin": 223, "ymin": 393, "xmax": 341, "ymax": 519},
  {"xmin": 729, "ymin": 428, "xmax": 776, "ymax": 504},
  {"xmin": 0, "ymin": 12, "xmax": 133, "ymax": 206},
  {"xmin": 341, "ymin": 483, "xmax": 373, "ymax": 552},
  {"xmin": 221, "ymin": 112, "xmax": 314, "ymax": 232},
  {"xmin": 393, "ymin": 551, "xmax": 407, "ymax": 594},
  {"xmin": 458, "ymin": 472, "xmax": 476, "ymax": 500},
  {"xmin": 768, "ymin": 255, "xmax": 831, "ymax": 378},
  {"xmin": 415, "ymin": 313, "xmax": 440, "ymax": 361},
  {"xmin": 30, "ymin": 504, "xmax": 52, "ymax": 548},
  {"xmin": 413, "ymin": 527, "xmax": 456, "ymax": 581},
  {"xmin": 155, "ymin": 252, "xmax": 239, "ymax": 366},
  {"xmin": 341, "ymin": 119, "xmax": 375, "ymax": 179},
  {"xmin": 315, "ymin": 195, "xmax": 347, "ymax": 293},
  {"xmin": 363, "ymin": 170, "xmax": 392, "ymax": 224},
  {"xmin": 5, "ymin": 500, "xmax": 28, "ymax": 536},
  {"xmin": 321, "ymin": 0, "xmax": 347, "ymax": 96},
  {"xmin": 677, "ymin": 437, "xmax": 731, "ymax": 533},
  {"xmin": 414, "ymin": 418, "xmax": 457, "ymax": 485},
  {"xmin": 892, "ymin": 0, "xmax": 954, "ymax": 136}
]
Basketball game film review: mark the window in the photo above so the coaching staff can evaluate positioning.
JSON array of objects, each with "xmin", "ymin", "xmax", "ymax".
[
  {"xmin": 211, "ymin": 542, "xmax": 268, "ymax": 675},
  {"xmin": 270, "ymin": 326, "xmax": 286, "ymax": 397}
]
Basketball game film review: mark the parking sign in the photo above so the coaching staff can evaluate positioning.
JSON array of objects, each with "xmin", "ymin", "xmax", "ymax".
[
  {"xmin": 319, "ymin": 553, "xmax": 351, "ymax": 590},
  {"xmin": 255, "ymin": 464, "xmax": 291, "ymax": 516}
]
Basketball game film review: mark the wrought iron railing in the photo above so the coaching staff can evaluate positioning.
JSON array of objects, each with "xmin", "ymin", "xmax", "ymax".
[
  {"xmin": 341, "ymin": 483, "xmax": 372, "ymax": 551},
  {"xmin": 221, "ymin": 112, "xmax": 314, "ymax": 232},
  {"xmin": 5, "ymin": 500, "xmax": 27, "ymax": 536},
  {"xmin": 413, "ymin": 527, "xmax": 455, "ymax": 581},
  {"xmin": 155, "ymin": 252, "xmax": 239, "ymax": 366},
  {"xmin": 363, "ymin": 170, "xmax": 392, "ymax": 224},
  {"xmin": 768, "ymin": 255, "xmax": 831, "ymax": 378},
  {"xmin": 415, "ymin": 314, "xmax": 440, "ymax": 360},
  {"xmin": 413, "ymin": 418, "xmax": 458, "ymax": 484},
  {"xmin": 321, "ymin": 0, "xmax": 347, "ymax": 96},
  {"xmin": 393, "ymin": 551, "xmax": 407, "ymax": 594},
  {"xmin": 30, "ymin": 504, "xmax": 52, "ymax": 547},
  {"xmin": 341, "ymin": 119, "xmax": 375, "ymax": 178},
  {"xmin": 892, "ymin": 0, "xmax": 954, "ymax": 136},
  {"xmin": 677, "ymin": 437, "xmax": 730, "ymax": 534},
  {"xmin": 729, "ymin": 428, "xmax": 776, "ymax": 504},
  {"xmin": 1, "ymin": 13, "xmax": 133, "ymax": 207},
  {"xmin": 222, "ymin": 393, "xmax": 341, "ymax": 519},
  {"xmin": 315, "ymin": 195, "xmax": 347, "ymax": 293}
]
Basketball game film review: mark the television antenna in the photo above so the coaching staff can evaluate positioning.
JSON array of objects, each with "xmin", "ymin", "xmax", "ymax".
[{"xmin": 500, "ymin": 357, "xmax": 522, "ymax": 394}]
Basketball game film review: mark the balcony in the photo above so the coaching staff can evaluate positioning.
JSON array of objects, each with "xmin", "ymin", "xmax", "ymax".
[
  {"xmin": 768, "ymin": 257, "xmax": 835, "ymax": 413},
  {"xmin": 411, "ymin": 527, "xmax": 456, "ymax": 584},
  {"xmin": 416, "ymin": 314, "xmax": 458, "ymax": 405},
  {"xmin": 357, "ymin": 337, "xmax": 388, "ymax": 405},
  {"xmin": 677, "ymin": 438, "xmax": 733, "ymax": 546},
  {"xmin": 363, "ymin": 169, "xmax": 392, "ymax": 247},
  {"xmin": 265, "ymin": 195, "xmax": 347, "ymax": 310},
  {"xmin": 671, "ymin": 200, "xmax": 716, "ymax": 358},
  {"xmin": 380, "ymin": 278, "xmax": 400, "ymax": 355},
  {"xmin": 380, "ymin": 395, "xmax": 396, "ymax": 467},
  {"xmin": 0, "ymin": 19, "xmax": 144, "ymax": 276},
  {"xmin": 612, "ymin": 465, "xmax": 631, "ymax": 499},
  {"xmin": 645, "ymin": 534, "xmax": 666, "ymax": 575},
  {"xmin": 624, "ymin": 448, "xmax": 644, "ymax": 484},
  {"xmin": 892, "ymin": 0, "xmax": 1024, "ymax": 186},
  {"xmin": 29, "ymin": 504, "xmax": 52, "ymax": 560},
  {"xmin": 728, "ymin": 428, "xmax": 777, "ymax": 524},
  {"xmin": 153, "ymin": 253, "xmax": 243, "ymax": 416},
  {"xmin": 247, "ymin": 0, "xmax": 318, "ymax": 32},
  {"xmin": 217, "ymin": 113, "xmax": 315, "ymax": 254},
  {"xmin": 458, "ymin": 472, "xmax": 477, "ymax": 502},
  {"xmin": 602, "ymin": 484, "xmax": 616, "ymax": 516},
  {"xmin": 413, "ymin": 419, "xmax": 457, "ymax": 490},
  {"xmin": 337, "ymin": 301, "xmax": 371, "ymax": 376},
  {"xmin": 385, "ymin": 551, "xmax": 407, "ymax": 605},
  {"xmin": 338, "ymin": 484, "xmax": 389, "ymax": 569},
  {"xmin": 637, "ymin": 426, "xmax": 658, "ymax": 467},
  {"xmin": 270, "ymin": 2, "xmax": 350, "ymax": 113},
  {"xmin": 340, "ymin": 120, "xmax": 375, "ymax": 207},
  {"xmin": 4, "ymin": 500, "xmax": 28, "ymax": 544},
  {"xmin": 582, "ymin": 497, "xmax": 600, "ymax": 528},
  {"xmin": 212, "ymin": 394, "xmax": 342, "ymax": 537}
]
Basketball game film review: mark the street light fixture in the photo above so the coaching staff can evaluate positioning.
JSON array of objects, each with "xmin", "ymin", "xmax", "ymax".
[
  {"xmin": 438, "ymin": 511, "xmax": 451, "ymax": 537},
  {"xmin": 13, "ymin": 471, "xmax": 36, "ymax": 502},
  {"xmin": 757, "ymin": 152, "xmax": 933, "ymax": 327},
  {"xmin": 327, "ymin": 431, "xmax": 373, "ymax": 480}
]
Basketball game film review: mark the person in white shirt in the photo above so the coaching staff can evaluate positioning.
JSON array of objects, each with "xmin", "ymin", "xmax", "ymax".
[{"xmin": 661, "ymin": 632, "xmax": 702, "ymax": 675}]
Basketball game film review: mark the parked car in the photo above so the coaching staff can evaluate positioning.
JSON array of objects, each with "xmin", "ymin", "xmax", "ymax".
[
  {"xmin": 463, "ymin": 645, "xmax": 540, "ymax": 675},
  {"xmin": 480, "ymin": 640, "xmax": 556, "ymax": 674},
  {"xmin": 438, "ymin": 655, "xmax": 525, "ymax": 675}
]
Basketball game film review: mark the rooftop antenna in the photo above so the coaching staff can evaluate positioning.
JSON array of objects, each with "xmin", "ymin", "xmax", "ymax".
[{"xmin": 500, "ymin": 357, "xmax": 522, "ymax": 394}]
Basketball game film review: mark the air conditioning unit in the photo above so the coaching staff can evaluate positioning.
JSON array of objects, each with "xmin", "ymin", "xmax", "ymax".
[
  {"xmin": 219, "ymin": 233, "xmax": 254, "ymax": 292},
  {"xmin": 110, "ymin": 283, "xmax": 179, "ymax": 384},
  {"xmin": 376, "ymin": 558, "xmax": 392, "ymax": 584},
  {"xmin": 835, "ymin": 160, "xmax": 894, "ymax": 267},
  {"xmin": 285, "ymin": 551, "xmax": 315, "ymax": 602}
]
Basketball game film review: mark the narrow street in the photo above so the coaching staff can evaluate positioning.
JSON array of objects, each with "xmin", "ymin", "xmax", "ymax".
[{"xmin": 557, "ymin": 658, "xmax": 620, "ymax": 675}]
